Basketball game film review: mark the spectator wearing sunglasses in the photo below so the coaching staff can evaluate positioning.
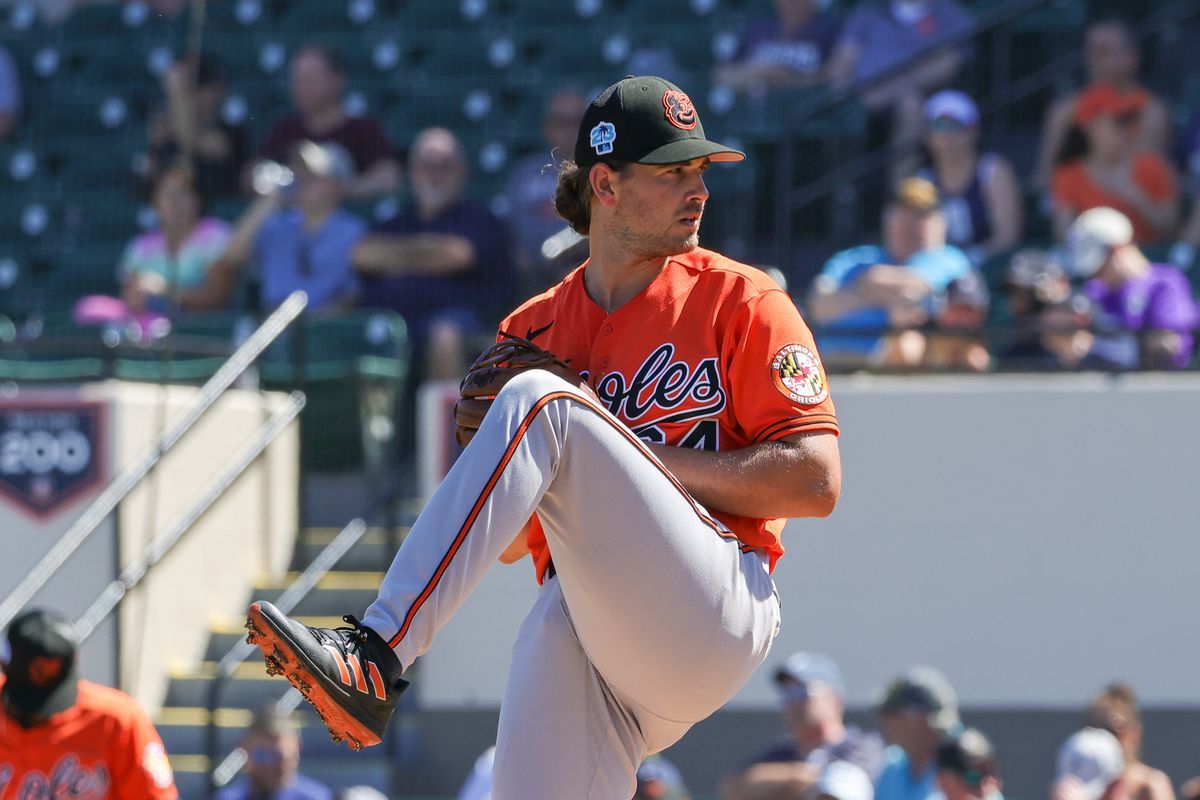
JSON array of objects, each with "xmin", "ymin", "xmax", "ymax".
[
  {"xmin": 875, "ymin": 667, "xmax": 961, "ymax": 800},
  {"xmin": 214, "ymin": 705, "xmax": 332, "ymax": 800},
  {"xmin": 720, "ymin": 652, "xmax": 884, "ymax": 800},
  {"xmin": 936, "ymin": 728, "xmax": 1004, "ymax": 800},
  {"xmin": 1050, "ymin": 85, "xmax": 1179, "ymax": 244},
  {"xmin": 917, "ymin": 90, "xmax": 1022, "ymax": 268}
]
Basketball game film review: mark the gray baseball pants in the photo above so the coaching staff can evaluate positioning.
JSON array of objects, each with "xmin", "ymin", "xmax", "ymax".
[{"xmin": 362, "ymin": 369, "xmax": 781, "ymax": 799}]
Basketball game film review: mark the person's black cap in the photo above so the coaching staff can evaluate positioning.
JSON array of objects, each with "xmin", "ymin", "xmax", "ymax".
[
  {"xmin": 2, "ymin": 609, "xmax": 79, "ymax": 719},
  {"xmin": 937, "ymin": 728, "xmax": 1000, "ymax": 786},
  {"xmin": 574, "ymin": 75, "xmax": 745, "ymax": 169}
]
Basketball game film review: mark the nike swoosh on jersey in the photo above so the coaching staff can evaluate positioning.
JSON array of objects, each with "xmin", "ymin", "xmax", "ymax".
[{"xmin": 525, "ymin": 321, "xmax": 554, "ymax": 341}]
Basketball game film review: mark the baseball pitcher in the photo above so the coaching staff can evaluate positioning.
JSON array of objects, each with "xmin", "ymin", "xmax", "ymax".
[{"xmin": 247, "ymin": 75, "xmax": 841, "ymax": 799}]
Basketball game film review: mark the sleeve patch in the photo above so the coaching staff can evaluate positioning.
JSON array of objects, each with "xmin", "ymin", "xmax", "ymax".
[
  {"xmin": 143, "ymin": 742, "xmax": 173, "ymax": 789},
  {"xmin": 771, "ymin": 344, "xmax": 828, "ymax": 405}
]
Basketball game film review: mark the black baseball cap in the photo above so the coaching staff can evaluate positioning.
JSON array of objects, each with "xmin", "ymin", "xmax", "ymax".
[
  {"xmin": 2, "ymin": 608, "xmax": 79, "ymax": 719},
  {"xmin": 937, "ymin": 728, "xmax": 1000, "ymax": 786},
  {"xmin": 574, "ymin": 75, "xmax": 745, "ymax": 168}
]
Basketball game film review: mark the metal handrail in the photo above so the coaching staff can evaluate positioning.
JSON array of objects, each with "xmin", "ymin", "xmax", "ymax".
[
  {"xmin": 72, "ymin": 392, "xmax": 307, "ymax": 642},
  {"xmin": 0, "ymin": 291, "xmax": 309, "ymax": 632}
]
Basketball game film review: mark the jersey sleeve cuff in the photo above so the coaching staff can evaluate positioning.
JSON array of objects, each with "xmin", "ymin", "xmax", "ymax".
[{"xmin": 754, "ymin": 415, "xmax": 840, "ymax": 444}]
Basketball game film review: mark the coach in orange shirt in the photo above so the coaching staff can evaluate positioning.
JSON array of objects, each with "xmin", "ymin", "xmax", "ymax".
[{"xmin": 0, "ymin": 608, "xmax": 178, "ymax": 800}]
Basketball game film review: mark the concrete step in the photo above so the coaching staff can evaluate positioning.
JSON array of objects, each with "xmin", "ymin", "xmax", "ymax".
[
  {"xmin": 250, "ymin": 571, "xmax": 385, "ymax": 617},
  {"xmin": 293, "ymin": 527, "xmax": 407, "ymax": 573},
  {"xmin": 162, "ymin": 661, "xmax": 420, "ymax": 713},
  {"xmin": 156, "ymin": 707, "xmax": 423, "ymax": 761}
]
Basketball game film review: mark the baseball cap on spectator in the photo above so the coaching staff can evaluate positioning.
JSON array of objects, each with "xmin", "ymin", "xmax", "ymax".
[
  {"xmin": 636, "ymin": 754, "xmax": 688, "ymax": 799},
  {"xmin": 925, "ymin": 90, "xmax": 980, "ymax": 127},
  {"xmin": 1056, "ymin": 728, "xmax": 1125, "ymax": 800},
  {"xmin": 945, "ymin": 271, "xmax": 991, "ymax": 310},
  {"xmin": 878, "ymin": 666, "xmax": 960, "ymax": 733},
  {"xmin": 574, "ymin": 75, "xmax": 745, "ymax": 169},
  {"xmin": 1073, "ymin": 84, "xmax": 1147, "ymax": 126},
  {"xmin": 1066, "ymin": 207, "xmax": 1134, "ymax": 278},
  {"xmin": 816, "ymin": 760, "xmax": 875, "ymax": 800},
  {"xmin": 774, "ymin": 652, "xmax": 845, "ymax": 701},
  {"xmin": 938, "ymin": 728, "xmax": 1001, "ymax": 787},
  {"xmin": 2, "ymin": 608, "xmax": 79, "ymax": 718},
  {"xmin": 892, "ymin": 177, "xmax": 941, "ymax": 216},
  {"xmin": 294, "ymin": 140, "xmax": 357, "ymax": 184}
]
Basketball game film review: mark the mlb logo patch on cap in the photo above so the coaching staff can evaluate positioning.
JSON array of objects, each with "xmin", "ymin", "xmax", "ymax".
[{"xmin": 590, "ymin": 121, "xmax": 617, "ymax": 156}]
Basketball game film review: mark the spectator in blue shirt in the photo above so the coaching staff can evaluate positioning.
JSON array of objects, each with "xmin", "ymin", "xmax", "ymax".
[
  {"xmin": 874, "ymin": 667, "xmax": 961, "ymax": 800},
  {"xmin": 714, "ymin": 0, "xmax": 843, "ymax": 93},
  {"xmin": 808, "ymin": 177, "xmax": 972, "ymax": 367},
  {"xmin": 186, "ymin": 140, "xmax": 365, "ymax": 312},
  {"xmin": 828, "ymin": 0, "xmax": 974, "ymax": 181},
  {"xmin": 215, "ymin": 705, "xmax": 332, "ymax": 800},
  {"xmin": 354, "ymin": 127, "xmax": 515, "ymax": 380},
  {"xmin": 721, "ymin": 652, "xmax": 885, "ymax": 800}
]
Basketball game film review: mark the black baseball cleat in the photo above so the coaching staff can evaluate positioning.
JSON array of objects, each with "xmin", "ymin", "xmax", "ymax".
[{"xmin": 245, "ymin": 601, "xmax": 408, "ymax": 750}]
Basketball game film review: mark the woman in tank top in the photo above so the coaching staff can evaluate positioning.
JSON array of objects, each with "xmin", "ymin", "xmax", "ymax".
[{"xmin": 918, "ymin": 90, "xmax": 1023, "ymax": 268}]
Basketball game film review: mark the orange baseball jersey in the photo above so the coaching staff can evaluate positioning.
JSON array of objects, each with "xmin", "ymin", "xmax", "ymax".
[
  {"xmin": 500, "ymin": 247, "xmax": 839, "ymax": 580},
  {"xmin": 0, "ymin": 677, "xmax": 177, "ymax": 800}
]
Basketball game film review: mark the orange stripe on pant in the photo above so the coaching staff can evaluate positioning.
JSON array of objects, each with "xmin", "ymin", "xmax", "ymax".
[{"xmin": 387, "ymin": 389, "xmax": 740, "ymax": 651}]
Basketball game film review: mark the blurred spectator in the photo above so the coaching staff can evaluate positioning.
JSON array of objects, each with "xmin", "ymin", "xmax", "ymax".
[
  {"xmin": 354, "ymin": 127, "xmax": 515, "ymax": 381},
  {"xmin": 453, "ymin": 744, "xmax": 686, "ymax": 800},
  {"xmin": 0, "ymin": 43, "xmax": 19, "ymax": 141},
  {"xmin": 816, "ymin": 761, "xmax": 876, "ymax": 800},
  {"xmin": 1170, "ymin": 114, "xmax": 1200, "ymax": 269},
  {"xmin": 214, "ymin": 705, "xmax": 332, "ymax": 800},
  {"xmin": 1051, "ymin": 728, "xmax": 1126, "ymax": 800},
  {"xmin": 808, "ymin": 177, "xmax": 972, "ymax": 367},
  {"xmin": 883, "ymin": 269, "xmax": 991, "ymax": 371},
  {"xmin": 252, "ymin": 44, "xmax": 400, "ymax": 199},
  {"xmin": 503, "ymin": 87, "xmax": 588, "ymax": 290},
  {"xmin": 73, "ymin": 167, "xmax": 230, "ymax": 335},
  {"xmin": 1181, "ymin": 778, "xmax": 1200, "ymax": 800},
  {"xmin": 636, "ymin": 754, "xmax": 692, "ymax": 800},
  {"xmin": 1088, "ymin": 684, "xmax": 1176, "ymax": 800},
  {"xmin": 714, "ymin": 0, "xmax": 843, "ymax": 93},
  {"xmin": 1051, "ymin": 85, "xmax": 1178, "ymax": 243},
  {"xmin": 189, "ymin": 141, "xmax": 365, "ymax": 312},
  {"xmin": 144, "ymin": 53, "xmax": 249, "ymax": 202},
  {"xmin": 720, "ymin": 652, "xmax": 884, "ymax": 800},
  {"xmin": 1036, "ymin": 19, "xmax": 1170, "ymax": 191},
  {"xmin": 917, "ymin": 90, "xmax": 1022, "ymax": 266},
  {"xmin": 995, "ymin": 248, "xmax": 1079, "ymax": 368},
  {"xmin": 875, "ymin": 666, "xmax": 961, "ymax": 800},
  {"xmin": 828, "ymin": 0, "xmax": 973, "ymax": 181},
  {"xmin": 1, "ymin": 608, "xmax": 178, "ymax": 799},
  {"xmin": 936, "ymin": 728, "xmax": 1004, "ymax": 800},
  {"xmin": 1065, "ymin": 207, "xmax": 1197, "ymax": 369},
  {"xmin": 335, "ymin": 789, "xmax": 387, "ymax": 800}
]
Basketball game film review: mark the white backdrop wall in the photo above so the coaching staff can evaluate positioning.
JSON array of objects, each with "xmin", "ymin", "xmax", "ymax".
[{"xmin": 420, "ymin": 373, "xmax": 1200, "ymax": 710}]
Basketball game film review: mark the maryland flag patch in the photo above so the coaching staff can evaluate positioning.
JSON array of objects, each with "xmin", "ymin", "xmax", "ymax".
[{"xmin": 771, "ymin": 344, "xmax": 828, "ymax": 405}]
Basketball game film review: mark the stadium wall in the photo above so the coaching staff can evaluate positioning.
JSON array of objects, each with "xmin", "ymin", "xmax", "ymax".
[{"xmin": 412, "ymin": 373, "xmax": 1200, "ymax": 795}]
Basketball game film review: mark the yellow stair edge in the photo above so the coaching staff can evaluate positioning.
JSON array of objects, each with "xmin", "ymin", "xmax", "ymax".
[
  {"xmin": 209, "ymin": 615, "xmax": 344, "ymax": 635},
  {"xmin": 157, "ymin": 707, "xmax": 254, "ymax": 727},
  {"xmin": 168, "ymin": 661, "xmax": 281, "ymax": 680},
  {"xmin": 167, "ymin": 754, "xmax": 209, "ymax": 772},
  {"xmin": 255, "ymin": 570, "xmax": 386, "ymax": 591}
]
